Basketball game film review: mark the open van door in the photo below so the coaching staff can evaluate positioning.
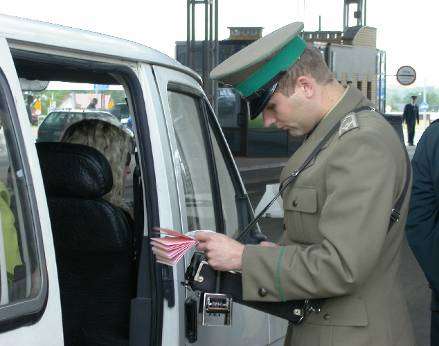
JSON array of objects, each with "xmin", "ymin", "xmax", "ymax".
[
  {"xmin": 0, "ymin": 37, "xmax": 63, "ymax": 345},
  {"xmin": 152, "ymin": 65, "xmax": 271, "ymax": 345}
]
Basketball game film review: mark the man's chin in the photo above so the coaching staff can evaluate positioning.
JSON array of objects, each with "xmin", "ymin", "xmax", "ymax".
[{"xmin": 287, "ymin": 129, "xmax": 304, "ymax": 137}]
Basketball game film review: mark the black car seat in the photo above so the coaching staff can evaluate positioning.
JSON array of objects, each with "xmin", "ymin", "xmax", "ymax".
[{"xmin": 36, "ymin": 142, "xmax": 134, "ymax": 346}]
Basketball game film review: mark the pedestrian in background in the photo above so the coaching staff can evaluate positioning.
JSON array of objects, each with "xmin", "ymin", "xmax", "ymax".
[
  {"xmin": 87, "ymin": 97, "xmax": 98, "ymax": 110},
  {"xmin": 403, "ymin": 95, "xmax": 420, "ymax": 146},
  {"xmin": 406, "ymin": 119, "xmax": 439, "ymax": 346}
]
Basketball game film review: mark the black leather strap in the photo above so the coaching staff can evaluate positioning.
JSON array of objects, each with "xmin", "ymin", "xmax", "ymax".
[{"xmin": 388, "ymin": 128, "xmax": 412, "ymax": 229}]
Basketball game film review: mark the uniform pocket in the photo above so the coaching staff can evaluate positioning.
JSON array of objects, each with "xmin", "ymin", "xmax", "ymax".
[
  {"xmin": 306, "ymin": 296, "xmax": 369, "ymax": 327},
  {"xmin": 284, "ymin": 187, "xmax": 317, "ymax": 213},
  {"xmin": 283, "ymin": 187, "xmax": 318, "ymax": 242},
  {"xmin": 305, "ymin": 297, "xmax": 371, "ymax": 346}
]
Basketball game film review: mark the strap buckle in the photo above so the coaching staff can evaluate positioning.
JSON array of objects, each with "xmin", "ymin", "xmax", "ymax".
[
  {"xmin": 291, "ymin": 299, "xmax": 322, "ymax": 325},
  {"xmin": 390, "ymin": 209, "xmax": 400, "ymax": 223}
]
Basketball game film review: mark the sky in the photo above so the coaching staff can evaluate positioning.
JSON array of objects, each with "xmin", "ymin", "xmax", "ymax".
[{"xmin": 1, "ymin": 0, "xmax": 438, "ymax": 89}]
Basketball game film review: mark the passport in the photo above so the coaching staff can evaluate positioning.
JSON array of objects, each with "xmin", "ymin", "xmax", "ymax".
[{"xmin": 151, "ymin": 227, "xmax": 212, "ymax": 266}]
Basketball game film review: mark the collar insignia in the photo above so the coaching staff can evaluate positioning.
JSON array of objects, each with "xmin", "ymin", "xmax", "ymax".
[{"xmin": 339, "ymin": 112, "xmax": 359, "ymax": 137}]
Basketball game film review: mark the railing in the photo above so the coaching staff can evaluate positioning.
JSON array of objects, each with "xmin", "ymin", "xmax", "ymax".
[{"xmin": 302, "ymin": 31, "xmax": 344, "ymax": 42}]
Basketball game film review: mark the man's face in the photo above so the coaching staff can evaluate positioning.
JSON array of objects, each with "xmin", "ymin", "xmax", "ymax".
[{"xmin": 262, "ymin": 87, "xmax": 319, "ymax": 137}]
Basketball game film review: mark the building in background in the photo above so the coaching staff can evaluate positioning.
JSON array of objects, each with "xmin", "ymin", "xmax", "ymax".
[{"xmin": 176, "ymin": 1, "xmax": 386, "ymax": 157}]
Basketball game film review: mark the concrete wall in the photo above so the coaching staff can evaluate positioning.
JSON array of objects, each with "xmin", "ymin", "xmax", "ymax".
[
  {"xmin": 329, "ymin": 44, "xmax": 378, "ymax": 106},
  {"xmin": 352, "ymin": 27, "xmax": 377, "ymax": 48}
]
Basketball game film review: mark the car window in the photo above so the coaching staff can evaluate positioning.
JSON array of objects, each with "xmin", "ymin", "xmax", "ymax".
[
  {"xmin": 207, "ymin": 117, "xmax": 240, "ymax": 237},
  {"xmin": 167, "ymin": 91, "xmax": 216, "ymax": 232},
  {"xmin": 43, "ymin": 112, "xmax": 83, "ymax": 127},
  {"xmin": 21, "ymin": 83, "xmax": 129, "ymax": 141},
  {"xmin": 0, "ymin": 71, "xmax": 43, "ymax": 312}
]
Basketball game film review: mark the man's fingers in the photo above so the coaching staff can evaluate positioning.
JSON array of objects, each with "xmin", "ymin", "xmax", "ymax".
[
  {"xmin": 196, "ymin": 242, "xmax": 208, "ymax": 252},
  {"xmin": 195, "ymin": 231, "xmax": 215, "ymax": 241}
]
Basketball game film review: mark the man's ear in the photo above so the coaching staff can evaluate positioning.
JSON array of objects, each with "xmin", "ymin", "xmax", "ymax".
[{"xmin": 295, "ymin": 76, "xmax": 315, "ymax": 99}]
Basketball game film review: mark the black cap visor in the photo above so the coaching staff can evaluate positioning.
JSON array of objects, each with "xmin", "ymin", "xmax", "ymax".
[{"xmin": 245, "ymin": 72, "xmax": 285, "ymax": 119}]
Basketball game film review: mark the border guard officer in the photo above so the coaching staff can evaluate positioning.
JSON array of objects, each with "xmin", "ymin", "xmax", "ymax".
[{"xmin": 195, "ymin": 22, "xmax": 415, "ymax": 346}]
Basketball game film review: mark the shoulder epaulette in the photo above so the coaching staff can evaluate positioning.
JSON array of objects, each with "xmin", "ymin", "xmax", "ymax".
[{"xmin": 339, "ymin": 112, "xmax": 359, "ymax": 138}]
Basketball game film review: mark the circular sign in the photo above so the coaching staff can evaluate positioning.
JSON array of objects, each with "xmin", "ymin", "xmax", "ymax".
[{"xmin": 396, "ymin": 65, "xmax": 416, "ymax": 86}]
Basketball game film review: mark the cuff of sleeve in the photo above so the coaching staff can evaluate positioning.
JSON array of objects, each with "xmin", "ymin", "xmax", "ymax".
[{"xmin": 242, "ymin": 245, "xmax": 286, "ymax": 302}]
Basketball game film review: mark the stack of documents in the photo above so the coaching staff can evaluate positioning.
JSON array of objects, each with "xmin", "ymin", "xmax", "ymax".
[{"xmin": 151, "ymin": 227, "xmax": 200, "ymax": 266}]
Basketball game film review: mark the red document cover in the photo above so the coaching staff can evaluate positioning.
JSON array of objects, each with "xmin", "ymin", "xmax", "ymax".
[{"xmin": 151, "ymin": 227, "xmax": 202, "ymax": 266}]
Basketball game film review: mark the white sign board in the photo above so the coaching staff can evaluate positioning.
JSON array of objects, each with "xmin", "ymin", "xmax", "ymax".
[{"xmin": 396, "ymin": 65, "xmax": 416, "ymax": 86}]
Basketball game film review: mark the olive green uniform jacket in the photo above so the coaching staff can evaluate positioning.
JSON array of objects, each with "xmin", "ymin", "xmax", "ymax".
[{"xmin": 242, "ymin": 86, "xmax": 415, "ymax": 346}]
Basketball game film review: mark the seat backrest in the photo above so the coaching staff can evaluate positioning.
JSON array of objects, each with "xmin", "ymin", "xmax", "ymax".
[{"xmin": 36, "ymin": 142, "xmax": 133, "ymax": 346}]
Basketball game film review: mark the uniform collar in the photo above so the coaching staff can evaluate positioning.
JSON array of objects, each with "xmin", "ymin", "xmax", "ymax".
[
  {"xmin": 304, "ymin": 86, "xmax": 349, "ymax": 141},
  {"xmin": 304, "ymin": 85, "xmax": 365, "ymax": 147},
  {"xmin": 280, "ymin": 86, "xmax": 368, "ymax": 182}
]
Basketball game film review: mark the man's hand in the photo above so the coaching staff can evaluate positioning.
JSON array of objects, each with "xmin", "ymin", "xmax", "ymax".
[
  {"xmin": 259, "ymin": 241, "xmax": 279, "ymax": 248},
  {"xmin": 195, "ymin": 232, "xmax": 245, "ymax": 271}
]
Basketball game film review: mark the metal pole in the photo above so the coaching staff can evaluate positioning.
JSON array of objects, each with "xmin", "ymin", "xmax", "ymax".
[
  {"xmin": 191, "ymin": 0, "xmax": 196, "ymax": 69},
  {"xmin": 209, "ymin": 0, "xmax": 213, "ymax": 101},
  {"xmin": 343, "ymin": 1, "xmax": 347, "ymax": 30},
  {"xmin": 213, "ymin": 0, "xmax": 219, "ymax": 115},
  {"xmin": 364, "ymin": 0, "xmax": 367, "ymax": 26},
  {"xmin": 318, "ymin": 15, "xmax": 321, "ymax": 31},
  {"xmin": 187, "ymin": 0, "xmax": 191, "ymax": 68},
  {"xmin": 203, "ymin": 0, "xmax": 209, "ymax": 90},
  {"xmin": 383, "ymin": 51, "xmax": 386, "ymax": 112},
  {"xmin": 357, "ymin": 0, "xmax": 363, "ymax": 26}
]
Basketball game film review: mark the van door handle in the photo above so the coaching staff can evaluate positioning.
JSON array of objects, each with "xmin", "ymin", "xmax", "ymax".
[
  {"xmin": 185, "ymin": 297, "xmax": 198, "ymax": 343},
  {"xmin": 161, "ymin": 266, "xmax": 175, "ymax": 307}
]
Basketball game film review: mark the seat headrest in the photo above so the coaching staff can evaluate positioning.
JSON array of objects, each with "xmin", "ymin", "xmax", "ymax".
[{"xmin": 36, "ymin": 142, "xmax": 113, "ymax": 198}]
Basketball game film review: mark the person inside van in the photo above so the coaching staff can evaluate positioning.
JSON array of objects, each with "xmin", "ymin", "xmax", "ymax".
[
  {"xmin": 0, "ymin": 179, "xmax": 22, "ymax": 284},
  {"xmin": 60, "ymin": 118, "xmax": 134, "ymax": 216}
]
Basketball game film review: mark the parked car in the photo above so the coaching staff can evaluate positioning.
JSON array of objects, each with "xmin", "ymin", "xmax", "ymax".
[
  {"xmin": 109, "ymin": 102, "xmax": 132, "ymax": 128},
  {"xmin": 36, "ymin": 110, "xmax": 120, "ymax": 142},
  {"xmin": 0, "ymin": 14, "xmax": 286, "ymax": 346}
]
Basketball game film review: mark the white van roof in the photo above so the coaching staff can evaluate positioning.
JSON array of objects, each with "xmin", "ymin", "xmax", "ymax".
[{"xmin": 0, "ymin": 14, "xmax": 201, "ymax": 82}]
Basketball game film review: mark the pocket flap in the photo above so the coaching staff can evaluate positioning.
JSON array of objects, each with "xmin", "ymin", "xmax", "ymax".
[
  {"xmin": 305, "ymin": 296, "xmax": 369, "ymax": 327},
  {"xmin": 284, "ymin": 187, "xmax": 317, "ymax": 213}
]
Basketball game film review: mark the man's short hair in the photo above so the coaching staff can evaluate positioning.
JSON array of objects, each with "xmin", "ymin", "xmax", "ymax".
[
  {"xmin": 278, "ymin": 46, "xmax": 335, "ymax": 96},
  {"xmin": 411, "ymin": 95, "xmax": 417, "ymax": 100}
]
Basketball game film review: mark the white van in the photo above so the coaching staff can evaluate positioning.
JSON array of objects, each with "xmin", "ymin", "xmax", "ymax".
[{"xmin": 0, "ymin": 14, "xmax": 287, "ymax": 345}]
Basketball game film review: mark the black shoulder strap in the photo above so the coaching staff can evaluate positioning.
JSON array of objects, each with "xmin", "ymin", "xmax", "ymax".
[
  {"xmin": 236, "ymin": 106, "xmax": 407, "ymax": 242},
  {"xmin": 388, "ymin": 128, "xmax": 412, "ymax": 229}
]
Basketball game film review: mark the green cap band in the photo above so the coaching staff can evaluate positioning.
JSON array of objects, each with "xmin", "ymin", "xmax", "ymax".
[{"xmin": 236, "ymin": 36, "xmax": 306, "ymax": 97}]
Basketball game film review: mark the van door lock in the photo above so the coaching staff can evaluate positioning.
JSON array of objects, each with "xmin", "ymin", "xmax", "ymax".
[{"xmin": 201, "ymin": 293, "xmax": 233, "ymax": 326}]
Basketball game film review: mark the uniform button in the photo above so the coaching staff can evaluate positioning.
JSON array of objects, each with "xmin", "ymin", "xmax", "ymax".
[
  {"xmin": 292, "ymin": 200, "xmax": 298, "ymax": 207},
  {"xmin": 323, "ymin": 313, "xmax": 331, "ymax": 320},
  {"xmin": 258, "ymin": 288, "xmax": 268, "ymax": 297}
]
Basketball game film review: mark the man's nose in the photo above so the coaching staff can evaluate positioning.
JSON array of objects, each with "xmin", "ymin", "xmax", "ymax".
[{"xmin": 263, "ymin": 112, "xmax": 276, "ymax": 127}]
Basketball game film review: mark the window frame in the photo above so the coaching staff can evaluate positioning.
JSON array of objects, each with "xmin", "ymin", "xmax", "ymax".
[
  {"xmin": 202, "ymin": 98, "xmax": 255, "ymax": 232},
  {"xmin": 0, "ymin": 68, "xmax": 48, "ymax": 332},
  {"xmin": 167, "ymin": 84, "xmax": 225, "ymax": 234}
]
